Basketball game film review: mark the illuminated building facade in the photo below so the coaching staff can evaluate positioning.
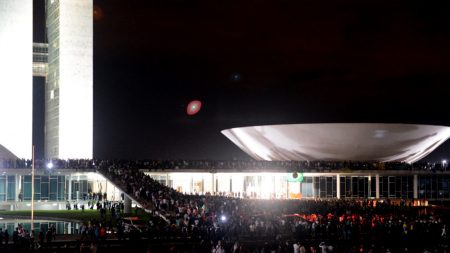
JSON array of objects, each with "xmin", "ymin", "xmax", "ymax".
[
  {"xmin": 145, "ymin": 170, "xmax": 450, "ymax": 203},
  {"xmin": 45, "ymin": 0, "xmax": 93, "ymax": 159},
  {"xmin": 0, "ymin": 1, "xmax": 33, "ymax": 159},
  {"xmin": 0, "ymin": 1, "xmax": 93, "ymax": 160},
  {"xmin": 222, "ymin": 124, "xmax": 450, "ymax": 163},
  {"xmin": 0, "ymin": 169, "xmax": 122, "ymax": 211}
]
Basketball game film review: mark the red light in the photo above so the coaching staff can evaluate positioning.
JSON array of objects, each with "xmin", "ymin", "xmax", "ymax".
[{"xmin": 187, "ymin": 100, "xmax": 202, "ymax": 116}]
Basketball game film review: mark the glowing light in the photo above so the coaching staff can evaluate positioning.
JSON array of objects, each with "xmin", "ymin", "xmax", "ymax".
[
  {"xmin": 93, "ymin": 5, "xmax": 104, "ymax": 21},
  {"xmin": 220, "ymin": 215, "xmax": 227, "ymax": 222},
  {"xmin": 47, "ymin": 162, "xmax": 54, "ymax": 169},
  {"xmin": 187, "ymin": 100, "xmax": 202, "ymax": 116},
  {"xmin": 56, "ymin": 0, "xmax": 93, "ymax": 159},
  {"xmin": 231, "ymin": 73, "xmax": 241, "ymax": 81},
  {"xmin": 0, "ymin": 1, "xmax": 33, "ymax": 159}
]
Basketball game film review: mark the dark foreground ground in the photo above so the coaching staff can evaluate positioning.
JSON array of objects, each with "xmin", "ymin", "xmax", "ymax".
[{"xmin": 1, "ymin": 232, "xmax": 448, "ymax": 253}]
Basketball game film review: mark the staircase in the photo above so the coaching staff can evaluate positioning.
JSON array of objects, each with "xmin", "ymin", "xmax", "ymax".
[{"xmin": 96, "ymin": 169, "xmax": 154, "ymax": 212}]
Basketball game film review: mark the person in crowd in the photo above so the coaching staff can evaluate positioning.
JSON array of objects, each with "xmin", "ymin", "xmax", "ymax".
[
  {"xmin": 12, "ymin": 227, "xmax": 19, "ymax": 245},
  {"xmin": 38, "ymin": 231, "xmax": 44, "ymax": 247},
  {"xmin": 0, "ymin": 228, "xmax": 3, "ymax": 246},
  {"xmin": 45, "ymin": 228, "xmax": 52, "ymax": 244},
  {"xmin": 3, "ymin": 229, "xmax": 9, "ymax": 246}
]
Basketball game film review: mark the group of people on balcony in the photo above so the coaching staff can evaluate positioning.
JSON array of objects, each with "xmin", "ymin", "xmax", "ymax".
[{"xmin": 1, "ymin": 158, "xmax": 447, "ymax": 172}]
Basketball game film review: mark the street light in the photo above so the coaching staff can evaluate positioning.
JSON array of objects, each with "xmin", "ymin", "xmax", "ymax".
[
  {"xmin": 443, "ymin": 160, "xmax": 447, "ymax": 170},
  {"xmin": 47, "ymin": 161, "xmax": 54, "ymax": 169}
]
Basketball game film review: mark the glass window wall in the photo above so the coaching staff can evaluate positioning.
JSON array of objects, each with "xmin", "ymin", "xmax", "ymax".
[
  {"xmin": 419, "ymin": 175, "xmax": 450, "ymax": 199},
  {"xmin": 0, "ymin": 176, "xmax": 6, "ymax": 201},
  {"xmin": 340, "ymin": 176, "xmax": 369, "ymax": 198},
  {"xmin": 21, "ymin": 175, "xmax": 66, "ymax": 201},
  {"xmin": 379, "ymin": 176, "xmax": 413, "ymax": 199}
]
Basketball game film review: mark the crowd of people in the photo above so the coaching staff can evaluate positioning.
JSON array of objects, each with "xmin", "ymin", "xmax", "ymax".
[
  {"xmin": 0, "ymin": 158, "xmax": 448, "ymax": 172},
  {"xmin": 0, "ymin": 223, "xmax": 56, "ymax": 249},
  {"xmin": 1, "ymin": 158, "xmax": 449, "ymax": 252},
  {"xmin": 96, "ymin": 164, "xmax": 450, "ymax": 253}
]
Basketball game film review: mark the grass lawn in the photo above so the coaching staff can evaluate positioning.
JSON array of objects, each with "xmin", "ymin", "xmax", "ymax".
[{"xmin": 0, "ymin": 208, "xmax": 150, "ymax": 222}]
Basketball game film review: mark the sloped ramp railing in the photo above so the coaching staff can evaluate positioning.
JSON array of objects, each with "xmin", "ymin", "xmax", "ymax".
[{"xmin": 96, "ymin": 169, "xmax": 170, "ymax": 224}]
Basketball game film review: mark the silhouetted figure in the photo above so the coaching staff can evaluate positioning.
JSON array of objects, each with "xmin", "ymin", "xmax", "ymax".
[
  {"xmin": 4, "ymin": 229, "xmax": 9, "ymax": 246},
  {"xmin": 0, "ymin": 228, "xmax": 4, "ymax": 246},
  {"xmin": 45, "ymin": 229, "xmax": 52, "ymax": 244},
  {"xmin": 12, "ymin": 228, "xmax": 19, "ymax": 245}
]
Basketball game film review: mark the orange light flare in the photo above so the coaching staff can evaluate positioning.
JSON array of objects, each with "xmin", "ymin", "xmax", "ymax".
[{"xmin": 93, "ymin": 5, "xmax": 104, "ymax": 21}]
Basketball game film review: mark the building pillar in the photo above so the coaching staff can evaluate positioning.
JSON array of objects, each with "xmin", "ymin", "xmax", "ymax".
[
  {"xmin": 375, "ymin": 174, "xmax": 380, "ymax": 199},
  {"xmin": 202, "ymin": 178, "xmax": 205, "ymax": 194},
  {"xmin": 190, "ymin": 175, "xmax": 194, "ymax": 194},
  {"xmin": 312, "ymin": 177, "xmax": 316, "ymax": 198},
  {"xmin": 274, "ymin": 176, "xmax": 277, "ymax": 199},
  {"xmin": 258, "ymin": 176, "xmax": 262, "ymax": 198},
  {"xmin": 124, "ymin": 195, "xmax": 132, "ymax": 213},
  {"xmin": 68, "ymin": 176, "xmax": 72, "ymax": 201},
  {"xmin": 336, "ymin": 174, "xmax": 341, "ymax": 199},
  {"xmin": 15, "ymin": 174, "xmax": 21, "ymax": 202},
  {"xmin": 211, "ymin": 173, "xmax": 215, "ymax": 194},
  {"xmin": 165, "ymin": 173, "xmax": 169, "ymax": 187},
  {"xmin": 413, "ymin": 174, "xmax": 418, "ymax": 199},
  {"xmin": 286, "ymin": 180, "xmax": 289, "ymax": 199}
]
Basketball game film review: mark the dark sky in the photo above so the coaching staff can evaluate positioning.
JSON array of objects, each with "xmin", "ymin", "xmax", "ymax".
[{"xmin": 34, "ymin": 0, "xmax": 450, "ymax": 161}]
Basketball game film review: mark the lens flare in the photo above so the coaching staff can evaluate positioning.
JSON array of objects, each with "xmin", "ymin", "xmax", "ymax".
[{"xmin": 187, "ymin": 100, "xmax": 202, "ymax": 116}]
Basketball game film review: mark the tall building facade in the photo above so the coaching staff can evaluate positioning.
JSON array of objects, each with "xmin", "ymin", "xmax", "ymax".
[
  {"xmin": 45, "ymin": 0, "xmax": 93, "ymax": 159},
  {"xmin": 0, "ymin": 1, "xmax": 33, "ymax": 159},
  {"xmin": 0, "ymin": 1, "xmax": 92, "ymax": 160}
]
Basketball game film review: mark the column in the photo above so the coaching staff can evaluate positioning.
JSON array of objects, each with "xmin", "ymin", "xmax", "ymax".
[
  {"xmin": 68, "ymin": 176, "xmax": 72, "ymax": 201},
  {"xmin": 413, "ymin": 174, "xmax": 418, "ymax": 199},
  {"xmin": 124, "ymin": 194, "xmax": 132, "ymax": 213},
  {"xmin": 312, "ymin": 177, "xmax": 316, "ymax": 198},
  {"xmin": 15, "ymin": 174, "xmax": 21, "ymax": 202},
  {"xmin": 286, "ymin": 179, "xmax": 289, "ymax": 199},
  {"xmin": 375, "ymin": 174, "xmax": 380, "ymax": 199},
  {"xmin": 211, "ymin": 173, "xmax": 215, "ymax": 194},
  {"xmin": 202, "ymin": 178, "xmax": 205, "ymax": 193},
  {"xmin": 67, "ymin": 222, "xmax": 72, "ymax": 235},
  {"xmin": 191, "ymin": 176, "xmax": 194, "ymax": 194},
  {"xmin": 336, "ymin": 174, "xmax": 341, "ymax": 199}
]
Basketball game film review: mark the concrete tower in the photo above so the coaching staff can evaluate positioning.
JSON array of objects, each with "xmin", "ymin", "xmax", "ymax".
[
  {"xmin": 0, "ymin": 1, "xmax": 33, "ymax": 159},
  {"xmin": 45, "ymin": 0, "xmax": 93, "ymax": 159}
]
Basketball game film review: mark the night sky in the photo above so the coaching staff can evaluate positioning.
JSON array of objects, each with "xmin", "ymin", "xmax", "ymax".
[{"xmin": 33, "ymin": 0, "xmax": 450, "ymax": 161}]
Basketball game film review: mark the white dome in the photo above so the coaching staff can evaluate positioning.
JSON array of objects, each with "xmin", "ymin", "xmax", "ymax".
[{"xmin": 221, "ymin": 123, "xmax": 450, "ymax": 163}]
